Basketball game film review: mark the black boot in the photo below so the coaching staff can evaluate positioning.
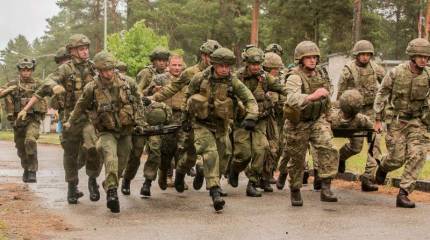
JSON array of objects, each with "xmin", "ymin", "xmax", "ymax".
[
  {"xmin": 22, "ymin": 170, "xmax": 29, "ymax": 183},
  {"xmin": 106, "ymin": 188, "xmax": 120, "ymax": 213},
  {"xmin": 320, "ymin": 178, "xmax": 338, "ymax": 202},
  {"xmin": 302, "ymin": 171, "xmax": 309, "ymax": 185},
  {"xmin": 361, "ymin": 177, "xmax": 378, "ymax": 192},
  {"xmin": 396, "ymin": 188, "xmax": 415, "ymax": 208},
  {"xmin": 88, "ymin": 177, "xmax": 100, "ymax": 201},
  {"xmin": 26, "ymin": 171, "xmax": 37, "ymax": 183},
  {"xmin": 158, "ymin": 170, "xmax": 168, "ymax": 190},
  {"xmin": 209, "ymin": 187, "xmax": 225, "ymax": 212},
  {"xmin": 290, "ymin": 188, "xmax": 303, "ymax": 207},
  {"xmin": 375, "ymin": 167, "xmax": 387, "ymax": 185},
  {"xmin": 174, "ymin": 171, "xmax": 186, "ymax": 193},
  {"xmin": 260, "ymin": 179, "xmax": 273, "ymax": 192},
  {"xmin": 228, "ymin": 167, "xmax": 239, "ymax": 188},
  {"xmin": 219, "ymin": 187, "xmax": 228, "ymax": 197},
  {"xmin": 276, "ymin": 173, "xmax": 287, "ymax": 190},
  {"xmin": 193, "ymin": 165, "xmax": 204, "ymax": 190},
  {"xmin": 188, "ymin": 167, "xmax": 196, "ymax": 177},
  {"xmin": 246, "ymin": 181, "xmax": 262, "ymax": 197},
  {"xmin": 338, "ymin": 146, "xmax": 350, "ymax": 173},
  {"xmin": 121, "ymin": 178, "xmax": 131, "ymax": 195},
  {"xmin": 313, "ymin": 169, "xmax": 322, "ymax": 190},
  {"xmin": 140, "ymin": 179, "xmax": 152, "ymax": 197},
  {"xmin": 67, "ymin": 182, "xmax": 82, "ymax": 204}
]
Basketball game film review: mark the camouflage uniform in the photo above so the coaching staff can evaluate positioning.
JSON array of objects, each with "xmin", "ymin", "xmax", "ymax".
[
  {"xmin": 337, "ymin": 40, "xmax": 385, "ymax": 183},
  {"xmin": 374, "ymin": 38, "xmax": 430, "ymax": 208},
  {"xmin": 0, "ymin": 59, "xmax": 47, "ymax": 183},
  {"xmin": 68, "ymin": 51, "xmax": 145, "ymax": 213},
  {"xmin": 178, "ymin": 48, "xmax": 258, "ymax": 211},
  {"xmin": 136, "ymin": 47, "xmax": 170, "ymax": 90},
  {"xmin": 283, "ymin": 41, "xmax": 338, "ymax": 206}
]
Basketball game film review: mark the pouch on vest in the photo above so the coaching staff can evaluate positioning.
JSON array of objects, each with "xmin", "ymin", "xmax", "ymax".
[
  {"xmin": 187, "ymin": 94, "xmax": 209, "ymax": 120},
  {"xmin": 213, "ymin": 83, "xmax": 233, "ymax": 120},
  {"xmin": 97, "ymin": 103, "xmax": 116, "ymax": 130},
  {"xmin": 144, "ymin": 102, "xmax": 168, "ymax": 126},
  {"xmin": 119, "ymin": 104, "xmax": 135, "ymax": 126},
  {"xmin": 283, "ymin": 104, "xmax": 301, "ymax": 124}
]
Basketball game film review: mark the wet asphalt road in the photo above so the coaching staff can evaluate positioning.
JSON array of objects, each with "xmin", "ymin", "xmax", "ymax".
[{"xmin": 1, "ymin": 140, "xmax": 430, "ymax": 240}]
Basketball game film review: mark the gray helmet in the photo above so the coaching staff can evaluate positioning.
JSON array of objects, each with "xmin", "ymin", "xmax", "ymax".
[
  {"xmin": 265, "ymin": 43, "xmax": 284, "ymax": 56},
  {"xmin": 339, "ymin": 89, "xmax": 364, "ymax": 117},
  {"xmin": 144, "ymin": 102, "xmax": 168, "ymax": 126},
  {"xmin": 406, "ymin": 38, "xmax": 430, "ymax": 57},
  {"xmin": 242, "ymin": 45, "xmax": 265, "ymax": 63},
  {"xmin": 262, "ymin": 52, "xmax": 283, "ymax": 68},
  {"xmin": 200, "ymin": 40, "xmax": 222, "ymax": 54},
  {"xmin": 115, "ymin": 61, "xmax": 127, "ymax": 72},
  {"xmin": 66, "ymin": 34, "xmax": 91, "ymax": 50},
  {"xmin": 16, "ymin": 58, "xmax": 36, "ymax": 70},
  {"xmin": 93, "ymin": 51, "xmax": 116, "ymax": 70},
  {"xmin": 210, "ymin": 47, "xmax": 236, "ymax": 65},
  {"xmin": 294, "ymin": 41, "xmax": 320, "ymax": 62},
  {"xmin": 54, "ymin": 47, "xmax": 71, "ymax": 64},
  {"xmin": 149, "ymin": 47, "xmax": 170, "ymax": 61},
  {"xmin": 352, "ymin": 40, "xmax": 374, "ymax": 56}
]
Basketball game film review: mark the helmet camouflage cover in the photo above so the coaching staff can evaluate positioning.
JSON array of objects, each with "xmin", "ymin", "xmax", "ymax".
[
  {"xmin": 242, "ymin": 45, "xmax": 265, "ymax": 63},
  {"xmin": 200, "ymin": 39, "xmax": 222, "ymax": 54},
  {"xmin": 294, "ymin": 41, "xmax": 320, "ymax": 62},
  {"xmin": 352, "ymin": 40, "xmax": 374, "ymax": 56},
  {"xmin": 149, "ymin": 47, "xmax": 171, "ymax": 61},
  {"xmin": 94, "ymin": 51, "xmax": 116, "ymax": 70},
  {"xmin": 210, "ymin": 47, "xmax": 236, "ymax": 65},
  {"xmin": 115, "ymin": 61, "xmax": 127, "ymax": 72},
  {"xmin": 406, "ymin": 38, "xmax": 430, "ymax": 57},
  {"xmin": 263, "ymin": 52, "xmax": 283, "ymax": 68},
  {"xmin": 339, "ymin": 89, "xmax": 364, "ymax": 116},
  {"xmin": 66, "ymin": 34, "xmax": 91, "ymax": 50},
  {"xmin": 16, "ymin": 58, "xmax": 36, "ymax": 70},
  {"xmin": 265, "ymin": 43, "xmax": 284, "ymax": 56}
]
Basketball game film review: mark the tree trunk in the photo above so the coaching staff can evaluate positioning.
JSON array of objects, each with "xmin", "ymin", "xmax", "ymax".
[
  {"xmin": 352, "ymin": 0, "xmax": 362, "ymax": 43},
  {"xmin": 251, "ymin": 0, "xmax": 259, "ymax": 46},
  {"xmin": 425, "ymin": 0, "xmax": 430, "ymax": 39}
]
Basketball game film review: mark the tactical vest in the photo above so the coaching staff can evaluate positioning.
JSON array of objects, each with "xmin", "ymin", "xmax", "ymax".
[
  {"xmin": 345, "ymin": 60, "xmax": 380, "ymax": 106},
  {"xmin": 6, "ymin": 78, "xmax": 47, "ymax": 118},
  {"xmin": 385, "ymin": 63, "xmax": 429, "ymax": 120},
  {"xmin": 148, "ymin": 73, "xmax": 186, "ymax": 111},
  {"xmin": 93, "ymin": 74, "xmax": 136, "ymax": 131}
]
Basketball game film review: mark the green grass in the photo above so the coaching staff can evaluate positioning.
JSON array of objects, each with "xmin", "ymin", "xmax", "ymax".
[{"xmin": 0, "ymin": 131, "xmax": 60, "ymax": 145}]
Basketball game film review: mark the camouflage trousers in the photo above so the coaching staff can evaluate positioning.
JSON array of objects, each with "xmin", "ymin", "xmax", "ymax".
[
  {"xmin": 232, "ymin": 119, "xmax": 269, "ymax": 183},
  {"xmin": 378, "ymin": 119, "xmax": 427, "ymax": 193},
  {"xmin": 13, "ymin": 119, "xmax": 40, "ymax": 172},
  {"xmin": 97, "ymin": 132, "xmax": 132, "ymax": 191},
  {"xmin": 122, "ymin": 134, "xmax": 145, "ymax": 180},
  {"xmin": 284, "ymin": 116, "xmax": 338, "ymax": 190},
  {"xmin": 177, "ymin": 122, "xmax": 231, "ymax": 189},
  {"xmin": 61, "ymin": 120, "xmax": 102, "ymax": 184}
]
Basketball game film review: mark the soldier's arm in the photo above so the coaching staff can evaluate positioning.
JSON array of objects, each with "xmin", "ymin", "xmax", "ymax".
[
  {"xmin": 268, "ymin": 75, "xmax": 288, "ymax": 96},
  {"xmin": 0, "ymin": 82, "xmax": 16, "ymax": 98},
  {"xmin": 137, "ymin": 71, "xmax": 152, "ymax": 95},
  {"xmin": 285, "ymin": 74, "xmax": 310, "ymax": 110},
  {"xmin": 373, "ymin": 69, "xmax": 394, "ymax": 121},
  {"xmin": 337, "ymin": 66, "xmax": 352, "ymax": 100},
  {"xmin": 376, "ymin": 64, "xmax": 386, "ymax": 84},
  {"xmin": 232, "ymin": 78, "xmax": 259, "ymax": 120},
  {"xmin": 68, "ymin": 83, "xmax": 94, "ymax": 124},
  {"xmin": 129, "ymin": 79, "xmax": 147, "ymax": 127},
  {"xmin": 152, "ymin": 70, "xmax": 191, "ymax": 102}
]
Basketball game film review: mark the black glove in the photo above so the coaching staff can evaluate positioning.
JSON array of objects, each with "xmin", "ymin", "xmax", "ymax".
[
  {"xmin": 141, "ymin": 97, "xmax": 152, "ymax": 106},
  {"xmin": 134, "ymin": 126, "xmax": 145, "ymax": 135},
  {"xmin": 241, "ymin": 119, "xmax": 256, "ymax": 131},
  {"xmin": 182, "ymin": 120, "xmax": 192, "ymax": 132}
]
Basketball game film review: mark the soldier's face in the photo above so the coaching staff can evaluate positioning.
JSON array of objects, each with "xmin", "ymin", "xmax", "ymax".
[
  {"xmin": 247, "ymin": 63, "xmax": 261, "ymax": 75},
  {"xmin": 268, "ymin": 68, "xmax": 280, "ymax": 77},
  {"xmin": 413, "ymin": 55, "xmax": 429, "ymax": 68},
  {"xmin": 302, "ymin": 56, "xmax": 318, "ymax": 69},
  {"xmin": 357, "ymin": 53, "xmax": 372, "ymax": 65},
  {"xmin": 72, "ymin": 46, "xmax": 90, "ymax": 60},
  {"xmin": 99, "ymin": 68, "xmax": 115, "ymax": 81},
  {"xmin": 214, "ymin": 64, "xmax": 231, "ymax": 77},
  {"xmin": 19, "ymin": 68, "xmax": 33, "ymax": 79},
  {"xmin": 169, "ymin": 57, "xmax": 183, "ymax": 77},
  {"xmin": 154, "ymin": 59, "xmax": 168, "ymax": 71}
]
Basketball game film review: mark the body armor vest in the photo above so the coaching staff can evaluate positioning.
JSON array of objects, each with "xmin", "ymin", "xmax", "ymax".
[{"xmin": 345, "ymin": 61, "xmax": 380, "ymax": 106}]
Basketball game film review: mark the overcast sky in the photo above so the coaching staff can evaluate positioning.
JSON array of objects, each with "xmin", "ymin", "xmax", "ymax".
[{"xmin": 0, "ymin": 0, "xmax": 59, "ymax": 50}]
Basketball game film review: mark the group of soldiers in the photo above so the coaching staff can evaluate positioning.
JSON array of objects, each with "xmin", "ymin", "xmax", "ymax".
[{"xmin": 2, "ymin": 32, "xmax": 430, "ymax": 213}]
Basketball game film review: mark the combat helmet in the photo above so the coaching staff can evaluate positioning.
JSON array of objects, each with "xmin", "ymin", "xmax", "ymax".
[
  {"xmin": 149, "ymin": 47, "xmax": 170, "ymax": 61},
  {"xmin": 294, "ymin": 41, "xmax": 320, "ymax": 62},
  {"xmin": 200, "ymin": 40, "xmax": 222, "ymax": 54},
  {"xmin": 16, "ymin": 58, "xmax": 36, "ymax": 70},
  {"xmin": 265, "ymin": 43, "xmax": 284, "ymax": 56},
  {"xmin": 210, "ymin": 47, "xmax": 236, "ymax": 65},
  {"xmin": 339, "ymin": 89, "xmax": 364, "ymax": 117},
  {"xmin": 352, "ymin": 40, "xmax": 374, "ymax": 56},
  {"xmin": 263, "ymin": 52, "xmax": 284, "ymax": 69},
  {"xmin": 54, "ymin": 47, "xmax": 71, "ymax": 64},
  {"xmin": 242, "ymin": 45, "xmax": 265, "ymax": 64},
  {"xmin": 66, "ymin": 34, "xmax": 91, "ymax": 50},
  {"xmin": 93, "ymin": 51, "xmax": 116, "ymax": 70},
  {"xmin": 406, "ymin": 38, "xmax": 430, "ymax": 57}
]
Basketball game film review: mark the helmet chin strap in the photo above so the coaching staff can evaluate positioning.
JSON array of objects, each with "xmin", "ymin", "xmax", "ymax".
[{"xmin": 411, "ymin": 58, "xmax": 425, "ymax": 71}]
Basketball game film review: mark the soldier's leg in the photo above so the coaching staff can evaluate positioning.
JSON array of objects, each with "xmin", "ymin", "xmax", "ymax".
[
  {"xmin": 248, "ymin": 123, "xmax": 271, "ymax": 193},
  {"xmin": 338, "ymin": 137, "xmax": 363, "ymax": 173},
  {"xmin": 362, "ymin": 134, "xmax": 382, "ymax": 179},
  {"xmin": 141, "ymin": 135, "xmax": 161, "ymax": 196},
  {"xmin": 82, "ymin": 122, "xmax": 101, "ymax": 178},
  {"xmin": 310, "ymin": 117, "xmax": 339, "ymax": 202},
  {"xmin": 14, "ymin": 127, "xmax": 28, "ymax": 182},
  {"xmin": 117, "ymin": 135, "xmax": 132, "ymax": 182},
  {"xmin": 215, "ymin": 130, "xmax": 231, "ymax": 196},
  {"xmin": 23, "ymin": 120, "xmax": 40, "ymax": 182},
  {"xmin": 123, "ymin": 135, "xmax": 145, "ymax": 180},
  {"xmin": 176, "ymin": 131, "xmax": 197, "ymax": 175},
  {"xmin": 159, "ymin": 134, "xmax": 176, "ymax": 190}
]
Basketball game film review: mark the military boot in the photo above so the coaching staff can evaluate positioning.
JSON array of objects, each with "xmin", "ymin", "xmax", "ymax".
[
  {"xmin": 121, "ymin": 178, "xmax": 131, "ymax": 195},
  {"xmin": 228, "ymin": 167, "xmax": 239, "ymax": 188},
  {"xmin": 22, "ymin": 169, "xmax": 29, "ymax": 183},
  {"xmin": 26, "ymin": 171, "xmax": 37, "ymax": 183},
  {"xmin": 106, "ymin": 188, "xmax": 120, "ymax": 213},
  {"xmin": 302, "ymin": 171, "xmax": 309, "ymax": 185},
  {"xmin": 174, "ymin": 171, "xmax": 186, "ymax": 193},
  {"xmin": 313, "ymin": 169, "xmax": 322, "ymax": 190},
  {"xmin": 88, "ymin": 177, "xmax": 100, "ymax": 201},
  {"xmin": 290, "ymin": 188, "xmax": 303, "ymax": 207},
  {"xmin": 276, "ymin": 172, "xmax": 287, "ymax": 190},
  {"xmin": 246, "ymin": 181, "xmax": 262, "ymax": 197},
  {"xmin": 260, "ymin": 179, "xmax": 273, "ymax": 192},
  {"xmin": 188, "ymin": 167, "xmax": 196, "ymax": 177},
  {"xmin": 361, "ymin": 177, "xmax": 378, "ymax": 192},
  {"xmin": 375, "ymin": 167, "xmax": 387, "ymax": 185},
  {"xmin": 140, "ymin": 179, "xmax": 152, "ymax": 197},
  {"xmin": 193, "ymin": 165, "xmax": 204, "ymax": 190},
  {"xmin": 67, "ymin": 182, "xmax": 83, "ymax": 204},
  {"xmin": 396, "ymin": 188, "xmax": 415, "ymax": 208},
  {"xmin": 158, "ymin": 169, "xmax": 168, "ymax": 190},
  {"xmin": 338, "ymin": 146, "xmax": 350, "ymax": 173},
  {"xmin": 209, "ymin": 187, "xmax": 225, "ymax": 212},
  {"xmin": 167, "ymin": 167, "xmax": 174, "ymax": 187},
  {"xmin": 320, "ymin": 178, "xmax": 338, "ymax": 202},
  {"xmin": 218, "ymin": 187, "xmax": 228, "ymax": 197}
]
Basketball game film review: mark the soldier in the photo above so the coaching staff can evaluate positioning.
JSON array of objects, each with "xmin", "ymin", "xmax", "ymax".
[
  {"xmin": 136, "ymin": 47, "xmax": 170, "ymax": 90},
  {"xmin": 283, "ymin": 41, "xmax": 338, "ymax": 206},
  {"xmin": 66, "ymin": 51, "xmax": 146, "ymax": 213},
  {"xmin": 337, "ymin": 40, "xmax": 385, "ymax": 191},
  {"xmin": 265, "ymin": 43, "xmax": 284, "ymax": 57},
  {"xmin": 54, "ymin": 47, "xmax": 71, "ymax": 65},
  {"xmin": 228, "ymin": 46, "xmax": 287, "ymax": 197},
  {"xmin": 17, "ymin": 34, "xmax": 102, "ymax": 204},
  {"xmin": 115, "ymin": 61, "xmax": 128, "ymax": 75},
  {"xmin": 177, "ymin": 47, "xmax": 258, "ymax": 211},
  {"xmin": 150, "ymin": 40, "xmax": 222, "ymax": 193},
  {"xmin": 0, "ymin": 59, "xmax": 47, "ymax": 183},
  {"xmin": 373, "ymin": 38, "xmax": 430, "ymax": 208}
]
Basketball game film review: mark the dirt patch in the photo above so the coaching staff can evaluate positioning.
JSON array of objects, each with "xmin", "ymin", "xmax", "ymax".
[
  {"xmin": 332, "ymin": 179, "xmax": 430, "ymax": 203},
  {"xmin": 0, "ymin": 183, "xmax": 69, "ymax": 240}
]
